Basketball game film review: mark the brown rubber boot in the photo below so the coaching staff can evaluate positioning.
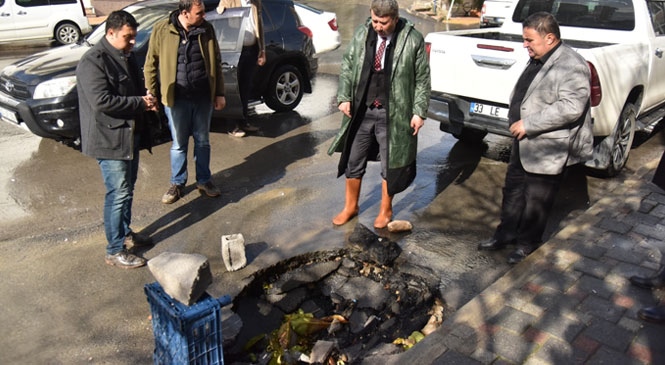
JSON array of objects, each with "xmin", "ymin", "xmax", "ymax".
[
  {"xmin": 374, "ymin": 179, "xmax": 393, "ymax": 229},
  {"xmin": 332, "ymin": 178, "xmax": 362, "ymax": 226}
]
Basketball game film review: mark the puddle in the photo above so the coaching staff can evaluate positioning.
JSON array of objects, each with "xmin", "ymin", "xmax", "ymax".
[{"xmin": 224, "ymin": 224, "xmax": 443, "ymax": 364}]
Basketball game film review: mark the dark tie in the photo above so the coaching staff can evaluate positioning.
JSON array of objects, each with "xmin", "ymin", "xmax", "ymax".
[{"xmin": 374, "ymin": 37, "xmax": 387, "ymax": 71}]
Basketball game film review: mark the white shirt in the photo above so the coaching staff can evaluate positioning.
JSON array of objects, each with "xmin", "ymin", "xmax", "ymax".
[{"xmin": 242, "ymin": 0, "xmax": 257, "ymax": 46}]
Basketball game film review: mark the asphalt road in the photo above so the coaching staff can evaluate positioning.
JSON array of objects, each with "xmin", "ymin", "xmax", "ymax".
[{"xmin": 1, "ymin": 4, "xmax": 664, "ymax": 364}]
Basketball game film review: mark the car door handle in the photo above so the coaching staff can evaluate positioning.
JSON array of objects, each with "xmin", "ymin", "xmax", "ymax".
[
  {"xmin": 1, "ymin": 12, "xmax": 11, "ymax": 16},
  {"xmin": 17, "ymin": 11, "xmax": 27, "ymax": 15},
  {"xmin": 222, "ymin": 62, "xmax": 236, "ymax": 71},
  {"xmin": 656, "ymin": 48, "xmax": 663, "ymax": 58}
]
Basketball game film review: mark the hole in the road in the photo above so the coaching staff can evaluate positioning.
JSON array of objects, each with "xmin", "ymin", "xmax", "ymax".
[{"xmin": 224, "ymin": 224, "xmax": 444, "ymax": 364}]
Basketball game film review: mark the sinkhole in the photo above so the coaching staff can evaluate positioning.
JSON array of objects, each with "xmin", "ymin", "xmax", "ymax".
[{"xmin": 224, "ymin": 224, "xmax": 445, "ymax": 364}]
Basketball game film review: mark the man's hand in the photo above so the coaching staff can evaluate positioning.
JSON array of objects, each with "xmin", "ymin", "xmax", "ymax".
[
  {"xmin": 142, "ymin": 94, "xmax": 158, "ymax": 111},
  {"xmin": 338, "ymin": 101, "xmax": 352, "ymax": 118},
  {"xmin": 257, "ymin": 50, "xmax": 266, "ymax": 66},
  {"xmin": 509, "ymin": 119, "xmax": 527, "ymax": 140},
  {"xmin": 214, "ymin": 96, "xmax": 227, "ymax": 110},
  {"xmin": 411, "ymin": 115, "xmax": 425, "ymax": 135}
]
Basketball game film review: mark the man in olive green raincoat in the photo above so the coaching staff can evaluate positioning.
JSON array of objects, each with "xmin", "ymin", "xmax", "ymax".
[{"xmin": 328, "ymin": 0, "xmax": 430, "ymax": 228}]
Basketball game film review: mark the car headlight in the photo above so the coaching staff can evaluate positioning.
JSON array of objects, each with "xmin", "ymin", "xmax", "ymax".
[{"xmin": 33, "ymin": 76, "xmax": 77, "ymax": 99}]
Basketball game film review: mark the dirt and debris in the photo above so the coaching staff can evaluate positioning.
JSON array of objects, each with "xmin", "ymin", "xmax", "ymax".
[{"xmin": 224, "ymin": 224, "xmax": 443, "ymax": 364}]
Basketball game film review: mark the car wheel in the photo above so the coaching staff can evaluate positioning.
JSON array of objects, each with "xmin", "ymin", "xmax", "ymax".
[
  {"xmin": 452, "ymin": 128, "xmax": 487, "ymax": 144},
  {"xmin": 55, "ymin": 22, "xmax": 82, "ymax": 45},
  {"xmin": 264, "ymin": 65, "xmax": 304, "ymax": 112},
  {"xmin": 602, "ymin": 102, "xmax": 636, "ymax": 177}
]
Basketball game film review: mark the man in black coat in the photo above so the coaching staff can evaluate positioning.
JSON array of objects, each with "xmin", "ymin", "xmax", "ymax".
[{"xmin": 77, "ymin": 10, "xmax": 157, "ymax": 269}]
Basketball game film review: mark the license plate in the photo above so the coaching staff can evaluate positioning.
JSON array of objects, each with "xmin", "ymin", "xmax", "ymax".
[
  {"xmin": 0, "ymin": 105, "xmax": 18, "ymax": 124},
  {"xmin": 469, "ymin": 102, "xmax": 508, "ymax": 120}
]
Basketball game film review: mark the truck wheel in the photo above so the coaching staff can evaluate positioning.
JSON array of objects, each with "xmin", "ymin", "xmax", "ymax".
[
  {"xmin": 603, "ymin": 102, "xmax": 636, "ymax": 177},
  {"xmin": 453, "ymin": 128, "xmax": 487, "ymax": 144},
  {"xmin": 264, "ymin": 65, "xmax": 303, "ymax": 112},
  {"xmin": 55, "ymin": 22, "xmax": 82, "ymax": 45}
]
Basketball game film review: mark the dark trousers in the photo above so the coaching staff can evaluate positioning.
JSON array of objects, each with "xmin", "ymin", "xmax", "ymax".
[
  {"xmin": 653, "ymin": 149, "xmax": 665, "ymax": 191},
  {"xmin": 494, "ymin": 140, "xmax": 563, "ymax": 247},
  {"xmin": 237, "ymin": 43, "xmax": 259, "ymax": 122},
  {"xmin": 345, "ymin": 106, "xmax": 388, "ymax": 179}
]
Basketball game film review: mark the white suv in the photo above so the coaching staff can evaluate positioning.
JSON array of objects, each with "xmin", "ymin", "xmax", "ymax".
[{"xmin": 0, "ymin": 0, "xmax": 92, "ymax": 45}]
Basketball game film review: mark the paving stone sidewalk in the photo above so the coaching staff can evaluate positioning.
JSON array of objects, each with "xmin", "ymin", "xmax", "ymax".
[{"xmin": 370, "ymin": 156, "xmax": 665, "ymax": 364}]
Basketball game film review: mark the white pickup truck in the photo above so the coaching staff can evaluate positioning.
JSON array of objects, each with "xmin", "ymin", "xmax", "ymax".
[
  {"xmin": 425, "ymin": 0, "xmax": 665, "ymax": 176},
  {"xmin": 480, "ymin": 0, "xmax": 516, "ymax": 27}
]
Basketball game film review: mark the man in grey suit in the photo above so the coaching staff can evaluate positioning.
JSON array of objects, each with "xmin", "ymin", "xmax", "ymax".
[{"xmin": 478, "ymin": 12, "xmax": 593, "ymax": 264}]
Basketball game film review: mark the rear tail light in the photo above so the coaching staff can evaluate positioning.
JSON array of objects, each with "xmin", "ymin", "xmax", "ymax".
[
  {"xmin": 587, "ymin": 61, "xmax": 601, "ymax": 106},
  {"xmin": 328, "ymin": 18, "xmax": 338, "ymax": 31},
  {"xmin": 298, "ymin": 26, "xmax": 313, "ymax": 39},
  {"xmin": 425, "ymin": 42, "xmax": 431, "ymax": 62}
]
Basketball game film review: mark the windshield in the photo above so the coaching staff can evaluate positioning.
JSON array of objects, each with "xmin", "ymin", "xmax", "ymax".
[
  {"xmin": 513, "ymin": 0, "xmax": 635, "ymax": 30},
  {"xmin": 86, "ymin": 5, "xmax": 175, "ymax": 48}
]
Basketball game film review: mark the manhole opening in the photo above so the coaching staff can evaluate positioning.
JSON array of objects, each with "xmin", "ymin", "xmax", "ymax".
[{"xmin": 225, "ymin": 225, "xmax": 444, "ymax": 364}]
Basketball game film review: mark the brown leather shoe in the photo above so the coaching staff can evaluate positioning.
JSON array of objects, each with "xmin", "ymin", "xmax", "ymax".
[
  {"xmin": 125, "ymin": 231, "xmax": 153, "ymax": 248},
  {"xmin": 162, "ymin": 184, "xmax": 183, "ymax": 204},
  {"xmin": 105, "ymin": 249, "xmax": 146, "ymax": 269}
]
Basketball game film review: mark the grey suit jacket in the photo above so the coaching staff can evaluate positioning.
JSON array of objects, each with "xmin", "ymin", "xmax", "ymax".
[{"xmin": 513, "ymin": 43, "xmax": 593, "ymax": 175}]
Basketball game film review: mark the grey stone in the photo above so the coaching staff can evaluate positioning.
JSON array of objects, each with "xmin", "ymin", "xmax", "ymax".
[
  {"xmin": 335, "ymin": 276, "xmax": 389, "ymax": 310},
  {"xmin": 532, "ymin": 337, "xmax": 583, "ymax": 364},
  {"xmin": 309, "ymin": 340, "xmax": 336, "ymax": 364},
  {"xmin": 300, "ymin": 299, "xmax": 323, "ymax": 316},
  {"xmin": 585, "ymin": 346, "xmax": 634, "ymax": 365},
  {"xmin": 573, "ymin": 275, "xmax": 614, "ymax": 299},
  {"xmin": 530, "ymin": 269, "xmax": 578, "ymax": 292},
  {"xmin": 582, "ymin": 318, "xmax": 634, "ymax": 351},
  {"xmin": 271, "ymin": 260, "xmax": 341, "ymax": 294},
  {"xmin": 347, "ymin": 224, "xmax": 402, "ymax": 266},
  {"xmin": 378, "ymin": 317, "xmax": 397, "ymax": 332},
  {"xmin": 365, "ymin": 342, "xmax": 401, "ymax": 357},
  {"xmin": 487, "ymin": 328, "xmax": 535, "ymax": 364},
  {"xmin": 221, "ymin": 307, "xmax": 243, "ymax": 346},
  {"xmin": 349, "ymin": 310, "xmax": 370, "ymax": 334},
  {"xmin": 147, "ymin": 252, "xmax": 212, "ymax": 306},
  {"xmin": 580, "ymin": 295, "xmax": 626, "ymax": 323},
  {"xmin": 534, "ymin": 312, "xmax": 585, "ymax": 342},
  {"xmin": 321, "ymin": 272, "xmax": 350, "ymax": 297},
  {"xmin": 273, "ymin": 286, "xmax": 307, "ymax": 313},
  {"xmin": 433, "ymin": 349, "xmax": 483, "ymax": 365},
  {"xmin": 221, "ymin": 233, "xmax": 247, "ymax": 272},
  {"xmin": 489, "ymin": 306, "xmax": 537, "ymax": 334}
]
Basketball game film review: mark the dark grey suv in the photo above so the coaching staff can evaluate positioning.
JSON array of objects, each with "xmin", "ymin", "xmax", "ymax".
[{"xmin": 0, "ymin": 0, "xmax": 317, "ymax": 146}]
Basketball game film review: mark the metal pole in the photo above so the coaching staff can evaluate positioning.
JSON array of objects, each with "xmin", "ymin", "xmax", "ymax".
[{"xmin": 448, "ymin": 0, "xmax": 455, "ymax": 21}]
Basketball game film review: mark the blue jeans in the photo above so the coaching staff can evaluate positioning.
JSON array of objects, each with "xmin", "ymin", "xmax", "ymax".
[
  {"xmin": 164, "ymin": 98, "xmax": 213, "ymax": 185},
  {"xmin": 98, "ymin": 150, "xmax": 139, "ymax": 255}
]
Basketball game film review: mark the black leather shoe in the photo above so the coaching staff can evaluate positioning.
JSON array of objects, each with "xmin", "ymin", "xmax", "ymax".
[
  {"xmin": 507, "ymin": 246, "xmax": 535, "ymax": 265},
  {"xmin": 638, "ymin": 305, "xmax": 665, "ymax": 324},
  {"xmin": 629, "ymin": 270, "xmax": 665, "ymax": 290},
  {"xmin": 477, "ymin": 238, "xmax": 514, "ymax": 251}
]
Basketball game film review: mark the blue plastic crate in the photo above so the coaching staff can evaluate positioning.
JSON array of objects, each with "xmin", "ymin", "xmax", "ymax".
[{"xmin": 145, "ymin": 282, "xmax": 225, "ymax": 365}]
